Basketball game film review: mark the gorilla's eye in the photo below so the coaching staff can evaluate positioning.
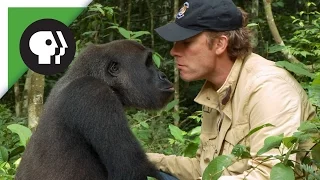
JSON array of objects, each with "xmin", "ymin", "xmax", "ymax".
[{"xmin": 108, "ymin": 61, "xmax": 120, "ymax": 76}]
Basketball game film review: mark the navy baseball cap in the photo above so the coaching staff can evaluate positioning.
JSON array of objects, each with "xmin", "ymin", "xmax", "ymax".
[{"xmin": 155, "ymin": 0, "xmax": 243, "ymax": 42}]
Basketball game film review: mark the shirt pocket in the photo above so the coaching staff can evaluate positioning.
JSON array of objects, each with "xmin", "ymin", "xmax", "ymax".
[
  {"xmin": 224, "ymin": 123, "xmax": 249, "ymax": 152},
  {"xmin": 200, "ymin": 133, "xmax": 218, "ymax": 164}
]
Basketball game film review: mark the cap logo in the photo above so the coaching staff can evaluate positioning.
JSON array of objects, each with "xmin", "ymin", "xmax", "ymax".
[{"xmin": 176, "ymin": 2, "xmax": 189, "ymax": 19}]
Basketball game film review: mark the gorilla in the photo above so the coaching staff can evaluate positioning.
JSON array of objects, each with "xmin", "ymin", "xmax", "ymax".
[{"xmin": 15, "ymin": 40, "xmax": 174, "ymax": 180}]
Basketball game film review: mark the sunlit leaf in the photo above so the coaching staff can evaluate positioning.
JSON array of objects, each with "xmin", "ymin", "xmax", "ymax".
[
  {"xmin": 169, "ymin": 124, "xmax": 186, "ymax": 143},
  {"xmin": 270, "ymin": 163, "xmax": 294, "ymax": 180},
  {"xmin": 257, "ymin": 134, "xmax": 284, "ymax": 156},
  {"xmin": 152, "ymin": 53, "xmax": 161, "ymax": 68},
  {"xmin": 7, "ymin": 124, "xmax": 32, "ymax": 147},
  {"xmin": 276, "ymin": 61, "xmax": 315, "ymax": 78},
  {"xmin": 203, "ymin": 155, "xmax": 234, "ymax": 180},
  {"xmin": 0, "ymin": 146, "xmax": 8, "ymax": 164},
  {"xmin": 231, "ymin": 144, "xmax": 251, "ymax": 159},
  {"xmin": 282, "ymin": 137, "xmax": 297, "ymax": 149}
]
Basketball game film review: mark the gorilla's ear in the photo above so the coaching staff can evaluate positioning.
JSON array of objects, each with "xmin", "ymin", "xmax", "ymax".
[{"xmin": 107, "ymin": 61, "xmax": 120, "ymax": 77}]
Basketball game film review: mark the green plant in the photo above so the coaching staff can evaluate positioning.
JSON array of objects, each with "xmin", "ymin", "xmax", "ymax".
[
  {"xmin": 0, "ymin": 105, "xmax": 31, "ymax": 180},
  {"xmin": 202, "ymin": 120, "xmax": 320, "ymax": 180}
]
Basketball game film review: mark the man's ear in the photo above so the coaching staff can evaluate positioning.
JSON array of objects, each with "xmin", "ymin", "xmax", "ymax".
[{"xmin": 215, "ymin": 35, "xmax": 228, "ymax": 55}]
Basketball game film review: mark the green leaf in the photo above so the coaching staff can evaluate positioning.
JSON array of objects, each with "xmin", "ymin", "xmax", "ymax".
[
  {"xmin": 231, "ymin": 144, "xmax": 251, "ymax": 159},
  {"xmin": 7, "ymin": 124, "xmax": 32, "ymax": 147},
  {"xmin": 140, "ymin": 121, "xmax": 149, "ymax": 128},
  {"xmin": 131, "ymin": 31, "xmax": 150, "ymax": 39},
  {"xmin": 276, "ymin": 61, "xmax": 315, "ymax": 78},
  {"xmin": 244, "ymin": 123, "xmax": 274, "ymax": 139},
  {"xmin": 311, "ymin": 143, "xmax": 320, "ymax": 167},
  {"xmin": 268, "ymin": 45, "xmax": 285, "ymax": 53},
  {"xmin": 202, "ymin": 155, "xmax": 234, "ymax": 180},
  {"xmin": 257, "ymin": 134, "xmax": 284, "ymax": 156},
  {"xmin": 0, "ymin": 147, "xmax": 9, "ymax": 164},
  {"xmin": 9, "ymin": 146, "xmax": 25, "ymax": 159},
  {"xmin": 282, "ymin": 137, "xmax": 297, "ymax": 149},
  {"xmin": 152, "ymin": 53, "xmax": 161, "ymax": 68},
  {"xmin": 165, "ymin": 100, "xmax": 179, "ymax": 111},
  {"xmin": 172, "ymin": 112, "xmax": 180, "ymax": 122},
  {"xmin": 298, "ymin": 122, "xmax": 318, "ymax": 133},
  {"xmin": 309, "ymin": 74, "xmax": 320, "ymax": 107},
  {"xmin": 247, "ymin": 23, "xmax": 258, "ymax": 27},
  {"xmin": 188, "ymin": 126, "xmax": 201, "ymax": 136},
  {"xmin": 118, "ymin": 27, "xmax": 131, "ymax": 39},
  {"xmin": 183, "ymin": 143, "xmax": 199, "ymax": 158},
  {"xmin": 169, "ymin": 124, "xmax": 186, "ymax": 143},
  {"xmin": 96, "ymin": 6, "xmax": 105, "ymax": 16},
  {"xmin": 270, "ymin": 163, "xmax": 294, "ymax": 180}
]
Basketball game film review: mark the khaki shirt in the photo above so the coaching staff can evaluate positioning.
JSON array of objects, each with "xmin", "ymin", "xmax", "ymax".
[{"xmin": 147, "ymin": 53, "xmax": 316, "ymax": 180}]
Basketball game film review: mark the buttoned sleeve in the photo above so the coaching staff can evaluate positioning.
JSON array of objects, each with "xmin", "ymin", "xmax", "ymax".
[
  {"xmin": 218, "ymin": 74, "xmax": 315, "ymax": 180},
  {"xmin": 147, "ymin": 152, "xmax": 201, "ymax": 180}
]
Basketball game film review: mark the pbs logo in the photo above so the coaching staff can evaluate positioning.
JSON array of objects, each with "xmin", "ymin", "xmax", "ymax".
[{"xmin": 20, "ymin": 19, "xmax": 76, "ymax": 75}]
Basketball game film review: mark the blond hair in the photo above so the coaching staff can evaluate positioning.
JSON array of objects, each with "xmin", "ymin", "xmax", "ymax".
[{"xmin": 206, "ymin": 7, "xmax": 252, "ymax": 60}]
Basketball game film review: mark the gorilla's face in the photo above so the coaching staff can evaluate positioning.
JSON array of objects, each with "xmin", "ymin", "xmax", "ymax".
[{"xmin": 79, "ymin": 40, "xmax": 174, "ymax": 109}]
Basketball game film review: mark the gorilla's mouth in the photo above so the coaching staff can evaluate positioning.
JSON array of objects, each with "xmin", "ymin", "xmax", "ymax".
[{"xmin": 162, "ymin": 86, "xmax": 175, "ymax": 92}]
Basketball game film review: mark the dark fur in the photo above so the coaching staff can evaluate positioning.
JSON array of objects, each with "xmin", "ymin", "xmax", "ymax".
[{"xmin": 15, "ymin": 40, "xmax": 173, "ymax": 180}]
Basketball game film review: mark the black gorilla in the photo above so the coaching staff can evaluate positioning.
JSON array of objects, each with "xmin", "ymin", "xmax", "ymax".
[{"xmin": 15, "ymin": 40, "xmax": 174, "ymax": 180}]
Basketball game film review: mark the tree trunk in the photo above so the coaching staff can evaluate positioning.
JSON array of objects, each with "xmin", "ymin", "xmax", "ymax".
[
  {"xmin": 127, "ymin": 0, "xmax": 132, "ymax": 31},
  {"xmin": 145, "ymin": 0, "xmax": 154, "ymax": 48},
  {"xmin": 173, "ymin": 0, "xmax": 180, "ymax": 126},
  {"xmin": 28, "ymin": 71, "xmax": 45, "ymax": 131},
  {"xmin": 22, "ymin": 70, "xmax": 32, "ymax": 117},
  {"xmin": 251, "ymin": 0, "xmax": 259, "ymax": 49},
  {"xmin": 262, "ymin": 0, "xmax": 300, "ymax": 64},
  {"xmin": 14, "ymin": 81, "xmax": 22, "ymax": 117}
]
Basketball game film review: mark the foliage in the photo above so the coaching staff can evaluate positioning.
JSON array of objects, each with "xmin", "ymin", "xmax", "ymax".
[
  {"xmin": 0, "ymin": 105, "xmax": 30, "ymax": 180},
  {"xmin": 202, "ymin": 120, "xmax": 320, "ymax": 180}
]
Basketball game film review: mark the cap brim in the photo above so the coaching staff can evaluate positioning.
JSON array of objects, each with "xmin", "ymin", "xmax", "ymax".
[{"xmin": 155, "ymin": 22, "xmax": 201, "ymax": 42}]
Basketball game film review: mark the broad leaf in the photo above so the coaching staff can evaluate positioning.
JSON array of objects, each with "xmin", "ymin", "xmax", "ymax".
[
  {"xmin": 275, "ymin": 61, "xmax": 315, "ymax": 78},
  {"xmin": 117, "ymin": 27, "xmax": 131, "ymax": 39},
  {"xmin": 203, "ymin": 155, "xmax": 234, "ymax": 180},
  {"xmin": 152, "ymin": 53, "xmax": 161, "ymax": 68},
  {"xmin": 311, "ymin": 143, "xmax": 320, "ymax": 167},
  {"xmin": 257, "ymin": 134, "xmax": 284, "ymax": 156},
  {"xmin": 282, "ymin": 137, "xmax": 297, "ymax": 149},
  {"xmin": 184, "ymin": 143, "xmax": 199, "ymax": 158},
  {"xmin": 270, "ymin": 163, "xmax": 294, "ymax": 180},
  {"xmin": 165, "ymin": 100, "xmax": 179, "ymax": 111},
  {"xmin": 231, "ymin": 144, "xmax": 251, "ymax": 159},
  {"xmin": 0, "ymin": 146, "xmax": 8, "ymax": 164},
  {"xmin": 309, "ymin": 74, "xmax": 320, "ymax": 107},
  {"xmin": 131, "ymin": 31, "xmax": 150, "ymax": 39},
  {"xmin": 268, "ymin": 45, "xmax": 285, "ymax": 53},
  {"xmin": 188, "ymin": 126, "xmax": 201, "ymax": 136},
  {"xmin": 7, "ymin": 124, "xmax": 32, "ymax": 147},
  {"xmin": 298, "ymin": 122, "xmax": 318, "ymax": 133},
  {"xmin": 169, "ymin": 124, "xmax": 186, "ymax": 143}
]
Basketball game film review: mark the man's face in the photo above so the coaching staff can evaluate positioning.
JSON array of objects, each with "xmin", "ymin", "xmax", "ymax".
[{"xmin": 170, "ymin": 32, "xmax": 217, "ymax": 82}]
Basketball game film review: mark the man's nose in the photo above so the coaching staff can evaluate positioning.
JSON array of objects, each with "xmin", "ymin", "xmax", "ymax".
[{"xmin": 170, "ymin": 42, "xmax": 179, "ymax": 57}]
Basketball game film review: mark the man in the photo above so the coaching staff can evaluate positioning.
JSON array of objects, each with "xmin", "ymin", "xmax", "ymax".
[{"xmin": 147, "ymin": 0, "xmax": 316, "ymax": 179}]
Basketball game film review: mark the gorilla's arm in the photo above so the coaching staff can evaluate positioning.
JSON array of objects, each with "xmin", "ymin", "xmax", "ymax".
[{"xmin": 57, "ymin": 76, "xmax": 160, "ymax": 180}]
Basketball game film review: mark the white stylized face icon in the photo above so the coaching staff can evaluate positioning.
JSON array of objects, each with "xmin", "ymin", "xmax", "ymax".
[{"xmin": 29, "ymin": 31, "xmax": 58, "ymax": 64}]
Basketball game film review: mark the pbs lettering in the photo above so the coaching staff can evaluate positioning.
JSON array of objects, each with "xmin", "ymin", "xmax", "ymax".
[{"xmin": 29, "ymin": 31, "xmax": 68, "ymax": 65}]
